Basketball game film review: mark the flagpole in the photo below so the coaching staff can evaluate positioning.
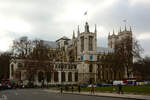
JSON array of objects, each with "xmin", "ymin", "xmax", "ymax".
[
  {"xmin": 123, "ymin": 19, "xmax": 127, "ymax": 27},
  {"xmin": 84, "ymin": 11, "xmax": 88, "ymax": 22}
]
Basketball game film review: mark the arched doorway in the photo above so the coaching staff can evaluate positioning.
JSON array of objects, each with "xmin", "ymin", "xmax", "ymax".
[{"xmin": 38, "ymin": 72, "xmax": 44, "ymax": 82}]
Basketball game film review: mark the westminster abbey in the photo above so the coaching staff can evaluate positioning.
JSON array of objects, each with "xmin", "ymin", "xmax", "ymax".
[{"xmin": 10, "ymin": 22, "xmax": 133, "ymax": 85}]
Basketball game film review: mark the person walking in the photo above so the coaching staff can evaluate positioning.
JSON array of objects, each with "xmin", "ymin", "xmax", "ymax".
[
  {"xmin": 118, "ymin": 84, "xmax": 123, "ymax": 94},
  {"xmin": 60, "ymin": 86, "xmax": 63, "ymax": 95},
  {"xmin": 71, "ymin": 85, "xmax": 74, "ymax": 93},
  {"xmin": 90, "ymin": 84, "xmax": 94, "ymax": 94},
  {"xmin": 78, "ymin": 84, "xmax": 81, "ymax": 93}
]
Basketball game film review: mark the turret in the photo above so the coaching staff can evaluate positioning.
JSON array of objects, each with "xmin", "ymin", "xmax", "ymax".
[
  {"xmin": 77, "ymin": 25, "xmax": 80, "ymax": 36},
  {"xmin": 94, "ymin": 24, "xmax": 97, "ymax": 33},
  {"xmin": 120, "ymin": 26, "xmax": 122, "ymax": 32},
  {"xmin": 125, "ymin": 25, "xmax": 127, "ymax": 31},
  {"xmin": 130, "ymin": 26, "xmax": 132, "ymax": 32},
  {"xmin": 85, "ymin": 22, "xmax": 90, "ymax": 33},
  {"xmin": 72, "ymin": 30, "xmax": 75, "ymax": 40},
  {"xmin": 113, "ymin": 29, "xmax": 115, "ymax": 35},
  {"xmin": 72, "ymin": 30, "xmax": 75, "ymax": 45}
]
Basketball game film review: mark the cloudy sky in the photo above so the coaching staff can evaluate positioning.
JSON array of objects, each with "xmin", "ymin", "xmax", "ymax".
[{"xmin": 0, "ymin": 0, "xmax": 150, "ymax": 56}]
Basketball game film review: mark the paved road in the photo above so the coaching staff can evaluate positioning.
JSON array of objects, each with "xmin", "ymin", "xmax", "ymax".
[{"xmin": 0, "ymin": 89, "xmax": 130, "ymax": 100}]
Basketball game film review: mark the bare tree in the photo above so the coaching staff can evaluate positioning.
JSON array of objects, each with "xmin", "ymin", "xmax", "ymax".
[
  {"xmin": 12, "ymin": 37, "xmax": 54, "ymax": 82},
  {"xmin": 115, "ymin": 36, "xmax": 143, "ymax": 78},
  {"xmin": 12, "ymin": 36, "xmax": 33, "ymax": 58}
]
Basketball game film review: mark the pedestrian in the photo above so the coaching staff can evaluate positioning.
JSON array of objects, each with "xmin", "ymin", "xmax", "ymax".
[
  {"xmin": 60, "ymin": 87, "xmax": 63, "ymax": 95},
  {"xmin": 90, "ymin": 84, "xmax": 94, "ymax": 94},
  {"xmin": 41, "ymin": 80, "xmax": 44, "ymax": 88},
  {"xmin": 71, "ymin": 85, "xmax": 74, "ymax": 93},
  {"xmin": 78, "ymin": 84, "xmax": 81, "ymax": 93},
  {"xmin": 118, "ymin": 84, "xmax": 123, "ymax": 94}
]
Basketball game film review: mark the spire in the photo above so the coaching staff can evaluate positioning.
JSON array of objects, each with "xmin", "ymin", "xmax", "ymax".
[
  {"xmin": 108, "ymin": 32, "xmax": 110, "ymax": 38},
  {"xmin": 113, "ymin": 29, "xmax": 115, "ymax": 35},
  {"xmin": 120, "ymin": 26, "xmax": 122, "ymax": 32},
  {"xmin": 72, "ymin": 30, "xmax": 75, "ymax": 39},
  {"xmin": 85, "ymin": 22, "xmax": 90, "ymax": 32},
  {"xmin": 77, "ymin": 25, "xmax": 80, "ymax": 35},
  {"xmin": 94, "ymin": 24, "xmax": 97, "ymax": 33},
  {"xmin": 130, "ymin": 26, "xmax": 132, "ymax": 32},
  {"xmin": 125, "ymin": 24, "xmax": 127, "ymax": 31}
]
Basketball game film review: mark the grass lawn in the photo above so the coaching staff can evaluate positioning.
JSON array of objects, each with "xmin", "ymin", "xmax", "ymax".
[{"xmin": 68, "ymin": 85, "xmax": 150, "ymax": 95}]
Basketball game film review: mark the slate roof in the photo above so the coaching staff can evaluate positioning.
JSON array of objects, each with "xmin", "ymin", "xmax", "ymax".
[
  {"xmin": 56, "ymin": 36, "xmax": 70, "ymax": 42},
  {"xmin": 97, "ymin": 47, "xmax": 114, "ymax": 54}
]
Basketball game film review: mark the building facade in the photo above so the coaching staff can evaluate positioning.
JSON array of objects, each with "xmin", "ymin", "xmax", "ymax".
[{"xmin": 10, "ymin": 22, "xmax": 133, "ymax": 85}]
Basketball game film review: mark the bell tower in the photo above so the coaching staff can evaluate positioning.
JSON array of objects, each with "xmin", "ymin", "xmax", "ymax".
[{"xmin": 76, "ymin": 22, "xmax": 98, "ymax": 84}]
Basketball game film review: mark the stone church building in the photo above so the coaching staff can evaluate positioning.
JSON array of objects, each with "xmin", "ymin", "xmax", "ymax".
[{"xmin": 9, "ymin": 22, "xmax": 133, "ymax": 86}]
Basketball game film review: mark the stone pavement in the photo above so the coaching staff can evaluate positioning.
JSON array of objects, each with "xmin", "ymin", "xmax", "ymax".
[{"xmin": 44, "ymin": 89, "xmax": 150, "ymax": 100}]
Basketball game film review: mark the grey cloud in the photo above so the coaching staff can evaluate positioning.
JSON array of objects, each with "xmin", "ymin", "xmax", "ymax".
[{"xmin": 0, "ymin": 0, "xmax": 149, "ymax": 56}]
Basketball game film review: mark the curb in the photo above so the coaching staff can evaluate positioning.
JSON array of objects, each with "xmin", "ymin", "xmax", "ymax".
[
  {"xmin": 45, "ymin": 90, "xmax": 149, "ymax": 100},
  {"xmin": 63, "ymin": 92, "xmax": 138, "ymax": 100}
]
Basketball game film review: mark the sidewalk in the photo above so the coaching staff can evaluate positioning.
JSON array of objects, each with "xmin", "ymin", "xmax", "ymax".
[{"xmin": 44, "ymin": 89, "xmax": 150, "ymax": 100}]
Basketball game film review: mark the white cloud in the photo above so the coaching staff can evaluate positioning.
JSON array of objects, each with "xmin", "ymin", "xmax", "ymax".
[
  {"xmin": 136, "ymin": 33, "xmax": 150, "ymax": 40},
  {"xmin": 0, "ymin": 0, "xmax": 149, "ymax": 56},
  {"xmin": 129, "ymin": 0, "xmax": 150, "ymax": 6}
]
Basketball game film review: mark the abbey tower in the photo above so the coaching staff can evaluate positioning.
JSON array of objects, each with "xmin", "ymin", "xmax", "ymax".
[{"xmin": 76, "ymin": 22, "xmax": 98, "ymax": 84}]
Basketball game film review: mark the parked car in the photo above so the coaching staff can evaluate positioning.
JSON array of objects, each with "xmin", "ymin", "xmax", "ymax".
[
  {"xmin": 113, "ymin": 80, "xmax": 126, "ymax": 86},
  {"xmin": 80, "ymin": 84, "xmax": 87, "ymax": 88},
  {"xmin": 101, "ymin": 83, "xmax": 113, "ymax": 86},
  {"xmin": 95, "ymin": 83, "xmax": 102, "ymax": 87}
]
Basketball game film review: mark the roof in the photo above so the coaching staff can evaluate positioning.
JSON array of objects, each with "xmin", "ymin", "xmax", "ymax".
[
  {"xmin": 97, "ymin": 47, "xmax": 114, "ymax": 54},
  {"xmin": 56, "ymin": 36, "xmax": 70, "ymax": 42}
]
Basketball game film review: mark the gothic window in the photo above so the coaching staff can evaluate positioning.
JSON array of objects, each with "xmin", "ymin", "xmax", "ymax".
[
  {"xmin": 54, "ymin": 72, "xmax": 58, "ymax": 82},
  {"xmin": 89, "ymin": 36, "xmax": 93, "ymax": 51},
  {"xmin": 11, "ymin": 64, "xmax": 14, "ymax": 76},
  {"xmin": 75, "ymin": 72, "xmax": 78, "ymax": 82},
  {"xmin": 81, "ymin": 36, "xmax": 84, "ymax": 52},
  {"xmin": 89, "ymin": 64, "xmax": 92, "ymax": 72},
  {"xmin": 61, "ymin": 72, "xmax": 65, "ymax": 82},
  {"xmin": 111, "ymin": 41, "xmax": 112, "ymax": 48},
  {"xmin": 68, "ymin": 72, "xmax": 72, "ymax": 82},
  {"xmin": 46, "ymin": 72, "xmax": 51, "ymax": 82},
  {"xmin": 38, "ymin": 72, "xmax": 44, "ymax": 82}
]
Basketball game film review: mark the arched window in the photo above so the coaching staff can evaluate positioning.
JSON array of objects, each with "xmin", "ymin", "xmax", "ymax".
[
  {"xmin": 89, "ymin": 64, "xmax": 92, "ymax": 72},
  {"xmin": 75, "ymin": 72, "xmax": 78, "ymax": 82},
  {"xmin": 46, "ymin": 72, "xmax": 51, "ymax": 82},
  {"xmin": 89, "ymin": 36, "xmax": 93, "ymax": 51},
  {"xmin": 54, "ymin": 72, "xmax": 58, "ymax": 82},
  {"xmin": 81, "ymin": 36, "xmax": 84, "ymax": 52},
  {"xmin": 68, "ymin": 72, "xmax": 72, "ymax": 82},
  {"xmin": 38, "ymin": 72, "xmax": 43, "ymax": 82},
  {"xmin": 61, "ymin": 72, "xmax": 65, "ymax": 82}
]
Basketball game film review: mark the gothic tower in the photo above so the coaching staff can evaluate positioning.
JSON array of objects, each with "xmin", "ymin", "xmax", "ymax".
[{"xmin": 76, "ymin": 22, "xmax": 97, "ymax": 84}]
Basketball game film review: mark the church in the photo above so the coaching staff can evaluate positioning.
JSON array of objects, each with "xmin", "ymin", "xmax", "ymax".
[{"xmin": 9, "ymin": 22, "xmax": 133, "ymax": 86}]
